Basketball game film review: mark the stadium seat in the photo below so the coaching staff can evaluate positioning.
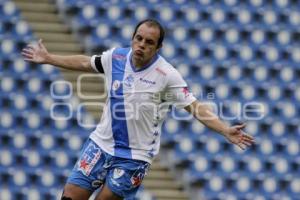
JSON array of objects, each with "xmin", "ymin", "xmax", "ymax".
[
  {"xmin": 161, "ymin": 118, "xmax": 181, "ymax": 146},
  {"xmin": 171, "ymin": 135, "xmax": 197, "ymax": 165},
  {"xmin": 0, "ymin": 1, "xmax": 20, "ymax": 22}
]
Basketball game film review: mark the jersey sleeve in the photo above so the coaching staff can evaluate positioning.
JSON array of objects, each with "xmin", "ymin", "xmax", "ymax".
[
  {"xmin": 90, "ymin": 48, "xmax": 115, "ymax": 74},
  {"xmin": 163, "ymin": 68, "xmax": 196, "ymax": 109}
]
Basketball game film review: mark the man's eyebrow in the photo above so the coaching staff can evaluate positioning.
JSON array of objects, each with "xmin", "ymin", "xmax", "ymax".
[
  {"xmin": 146, "ymin": 39, "xmax": 155, "ymax": 43},
  {"xmin": 135, "ymin": 33, "xmax": 156, "ymax": 43}
]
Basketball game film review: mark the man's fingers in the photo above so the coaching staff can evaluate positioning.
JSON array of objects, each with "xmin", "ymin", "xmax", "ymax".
[
  {"xmin": 23, "ymin": 57, "xmax": 34, "ymax": 62},
  {"xmin": 22, "ymin": 48, "xmax": 33, "ymax": 55},
  {"xmin": 21, "ymin": 51, "xmax": 32, "ymax": 56},
  {"xmin": 21, "ymin": 52, "xmax": 33, "ymax": 59},
  {"xmin": 243, "ymin": 135, "xmax": 255, "ymax": 142},
  {"xmin": 242, "ymin": 133, "xmax": 254, "ymax": 141},
  {"xmin": 236, "ymin": 123, "xmax": 246, "ymax": 130},
  {"xmin": 21, "ymin": 49, "xmax": 33, "ymax": 56},
  {"xmin": 26, "ymin": 45, "xmax": 35, "ymax": 50},
  {"xmin": 38, "ymin": 39, "xmax": 43, "ymax": 49},
  {"xmin": 237, "ymin": 143, "xmax": 245, "ymax": 150},
  {"xmin": 241, "ymin": 140, "xmax": 253, "ymax": 146},
  {"xmin": 242, "ymin": 138, "xmax": 255, "ymax": 145}
]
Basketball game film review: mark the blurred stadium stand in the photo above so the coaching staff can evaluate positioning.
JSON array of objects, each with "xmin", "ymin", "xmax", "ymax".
[
  {"xmin": 0, "ymin": 0, "xmax": 155, "ymax": 200},
  {"xmin": 0, "ymin": 1, "xmax": 92, "ymax": 199},
  {"xmin": 1, "ymin": 0, "xmax": 300, "ymax": 199}
]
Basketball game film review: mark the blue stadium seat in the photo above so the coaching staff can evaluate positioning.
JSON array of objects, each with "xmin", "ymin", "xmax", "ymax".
[
  {"xmin": 0, "ymin": 111, "xmax": 15, "ymax": 130},
  {"xmin": 288, "ymin": 176, "xmax": 300, "ymax": 198},
  {"xmin": 155, "ymin": 5, "xmax": 176, "ymax": 24},
  {"xmin": 133, "ymin": 5, "xmax": 150, "ymax": 21},
  {"xmin": 161, "ymin": 118, "xmax": 181, "ymax": 146},
  {"xmin": 0, "ymin": 1, "xmax": 20, "ymax": 22},
  {"xmin": 12, "ymin": 20, "xmax": 33, "ymax": 40},
  {"xmin": 172, "ymin": 135, "xmax": 197, "ymax": 164},
  {"xmin": 1, "ymin": 37, "xmax": 18, "ymax": 56},
  {"xmin": 188, "ymin": 154, "xmax": 211, "ymax": 179}
]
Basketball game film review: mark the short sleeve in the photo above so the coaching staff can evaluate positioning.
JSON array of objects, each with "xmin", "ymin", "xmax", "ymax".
[
  {"xmin": 163, "ymin": 68, "xmax": 196, "ymax": 109},
  {"xmin": 90, "ymin": 48, "xmax": 115, "ymax": 74}
]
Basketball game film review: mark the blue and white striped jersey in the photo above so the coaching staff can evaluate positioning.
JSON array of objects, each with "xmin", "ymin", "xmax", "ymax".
[{"xmin": 89, "ymin": 47, "xmax": 196, "ymax": 163}]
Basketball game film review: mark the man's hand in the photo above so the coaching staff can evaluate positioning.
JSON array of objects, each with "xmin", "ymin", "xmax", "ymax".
[
  {"xmin": 22, "ymin": 39, "xmax": 48, "ymax": 63},
  {"xmin": 223, "ymin": 123, "xmax": 255, "ymax": 150}
]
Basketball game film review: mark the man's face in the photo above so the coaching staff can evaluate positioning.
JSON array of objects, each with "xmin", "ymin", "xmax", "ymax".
[{"xmin": 131, "ymin": 24, "xmax": 161, "ymax": 67}]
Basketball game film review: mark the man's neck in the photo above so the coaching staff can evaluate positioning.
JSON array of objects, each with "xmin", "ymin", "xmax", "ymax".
[{"xmin": 131, "ymin": 58, "xmax": 151, "ymax": 70}]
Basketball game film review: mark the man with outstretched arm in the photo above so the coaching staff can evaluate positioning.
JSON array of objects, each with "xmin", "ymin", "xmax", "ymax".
[{"xmin": 22, "ymin": 19, "xmax": 255, "ymax": 200}]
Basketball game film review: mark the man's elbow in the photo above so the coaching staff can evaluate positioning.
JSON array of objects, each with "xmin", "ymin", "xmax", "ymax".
[{"xmin": 184, "ymin": 101, "xmax": 198, "ymax": 114}]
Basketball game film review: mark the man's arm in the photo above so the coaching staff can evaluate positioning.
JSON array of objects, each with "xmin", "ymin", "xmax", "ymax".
[
  {"xmin": 185, "ymin": 100, "xmax": 255, "ymax": 150},
  {"xmin": 22, "ymin": 39, "xmax": 94, "ymax": 72}
]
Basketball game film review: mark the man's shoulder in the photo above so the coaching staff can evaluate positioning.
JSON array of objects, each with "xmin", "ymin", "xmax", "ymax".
[
  {"xmin": 156, "ymin": 55, "xmax": 178, "ymax": 75},
  {"xmin": 112, "ymin": 47, "xmax": 130, "ymax": 56}
]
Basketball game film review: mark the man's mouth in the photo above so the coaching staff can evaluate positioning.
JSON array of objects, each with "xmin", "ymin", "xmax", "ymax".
[{"xmin": 135, "ymin": 50, "xmax": 144, "ymax": 57}]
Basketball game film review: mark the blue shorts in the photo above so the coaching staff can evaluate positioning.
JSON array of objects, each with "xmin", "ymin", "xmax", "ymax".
[{"xmin": 67, "ymin": 138, "xmax": 150, "ymax": 199}]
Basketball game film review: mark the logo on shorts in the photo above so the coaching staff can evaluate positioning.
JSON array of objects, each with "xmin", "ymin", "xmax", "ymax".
[
  {"xmin": 78, "ymin": 143, "xmax": 101, "ymax": 176},
  {"xmin": 92, "ymin": 180, "xmax": 103, "ymax": 188},
  {"xmin": 130, "ymin": 172, "xmax": 144, "ymax": 187},
  {"xmin": 113, "ymin": 168, "xmax": 125, "ymax": 179}
]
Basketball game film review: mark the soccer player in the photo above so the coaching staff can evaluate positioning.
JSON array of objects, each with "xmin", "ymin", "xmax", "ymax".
[{"xmin": 22, "ymin": 19, "xmax": 255, "ymax": 200}]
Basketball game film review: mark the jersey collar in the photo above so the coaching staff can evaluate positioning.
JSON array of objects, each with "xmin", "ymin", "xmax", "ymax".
[{"xmin": 129, "ymin": 50, "xmax": 159, "ymax": 72}]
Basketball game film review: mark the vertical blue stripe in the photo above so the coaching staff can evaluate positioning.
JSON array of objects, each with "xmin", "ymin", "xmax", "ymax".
[{"xmin": 110, "ymin": 47, "xmax": 132, "ymax": 158}]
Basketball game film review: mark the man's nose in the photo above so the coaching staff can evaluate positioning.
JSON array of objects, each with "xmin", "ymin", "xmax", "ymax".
[{"xmin": 138, "ymin": 40, "xmax": 146, "ymax": 49}]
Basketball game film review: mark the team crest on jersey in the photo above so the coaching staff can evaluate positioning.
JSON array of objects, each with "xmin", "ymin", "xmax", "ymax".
[
  {"xmin": 124, "ymin": 74, "xmax": 134, "ymax": 88},
  {"xmin": 112, "ymin": 80, "xmax": 121, "ymax": 91},
  {"xmin": 78, "ymin": 143, "xmax": 102, "ymax": 176}
]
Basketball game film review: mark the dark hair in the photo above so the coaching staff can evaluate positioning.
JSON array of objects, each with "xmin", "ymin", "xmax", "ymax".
[{"xmin": 132, "ymin": 19, "xmax": 165, "ymax": 48}]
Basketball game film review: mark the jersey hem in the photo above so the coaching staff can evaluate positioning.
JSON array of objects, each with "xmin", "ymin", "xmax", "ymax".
[{"xmin": 89, "ymin": 135, "xmax": 153, "ymax": 164}]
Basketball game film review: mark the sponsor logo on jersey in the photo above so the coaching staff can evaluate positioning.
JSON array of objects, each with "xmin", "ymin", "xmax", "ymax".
[
  {"xmin": 112, "ymin": 80, "xmax": 121, "ymax": 91},
  {"xmin": 139, "ymin": 78, "xmax": 156, "ymax": 85},
  {"xmin": 78, "ymin": 143, "xmax": 102, "ymax": 176}
]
